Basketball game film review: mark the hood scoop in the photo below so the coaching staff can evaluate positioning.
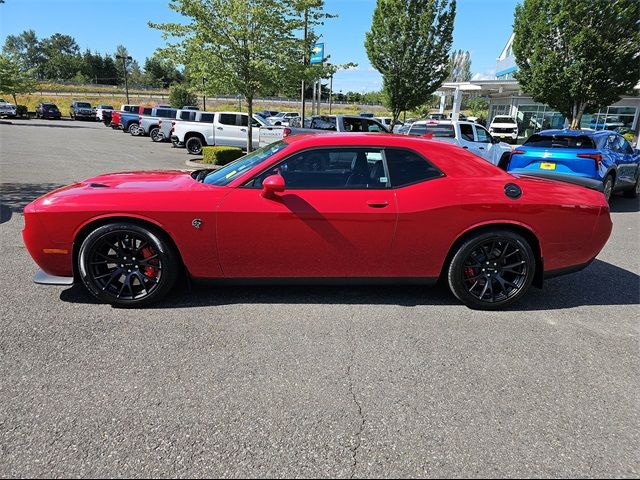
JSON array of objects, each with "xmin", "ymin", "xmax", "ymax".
[{"xmin": 89, "ymin": 183, "xmax": 110, "ymax": 188}]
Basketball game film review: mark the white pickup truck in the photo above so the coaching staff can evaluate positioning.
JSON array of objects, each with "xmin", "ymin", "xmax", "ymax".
[
  {"xmin": 171, "ymin": 111, "xmax": 270, "ymax": 154},
  {"xmin": 258, "ymin": 115, "xmax": 388, "ymax": 147},
  {"xmin": 406, "ymin": 120, "xmax": 512, "ymax": 166}
]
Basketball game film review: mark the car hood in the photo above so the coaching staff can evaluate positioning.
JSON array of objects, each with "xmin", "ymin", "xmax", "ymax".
[
  {"xmin": 81, "ymin": 170, "xmax": 195, "ymax": 189},
  {"xmin": 490, "ymin": 122, "xmax": 517, "ymax": 128}
]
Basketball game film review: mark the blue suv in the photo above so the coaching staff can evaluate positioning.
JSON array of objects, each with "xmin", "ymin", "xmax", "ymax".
[{"xmin": 507, "ymin": 129, "xmax": 639, "ymax": 201}]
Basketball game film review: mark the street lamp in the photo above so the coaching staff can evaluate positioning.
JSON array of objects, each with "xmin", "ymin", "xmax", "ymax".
[
  {"xmin": 116, "ymin": 54, "xmax": 133, "ymax": 104},
  {"xmin": 202, "ymin": 76, "xmax": 206, "ymax": 110}
]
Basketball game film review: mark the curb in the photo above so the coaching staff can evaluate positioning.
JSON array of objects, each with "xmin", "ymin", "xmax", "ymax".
[{"xmin": 184, "ymin": 158, "xmax": 223, "ymax": 170}]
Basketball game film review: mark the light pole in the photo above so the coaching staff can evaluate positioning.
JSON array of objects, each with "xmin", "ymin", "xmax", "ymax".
[
  {"xmin": 202, "ymin": 76, "xmax": 206, "ymax": 110},
  {"xmin": 116, "ymin": 54, "xmax": 132, "ymax": 104}
]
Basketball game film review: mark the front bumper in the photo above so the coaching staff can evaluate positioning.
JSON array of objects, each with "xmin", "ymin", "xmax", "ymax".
[{"xmin": 33, "ymin": 270, "xmax": 74, "ymax": 286}]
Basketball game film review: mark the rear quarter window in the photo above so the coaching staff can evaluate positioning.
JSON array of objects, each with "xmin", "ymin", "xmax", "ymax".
[
  {"xmin": 524, "ymin": 134, "xmax": 596, "ymax": 149},
  {"xmin": 385, "ymin": 148, "xmax": 443, "ymax": 187}
]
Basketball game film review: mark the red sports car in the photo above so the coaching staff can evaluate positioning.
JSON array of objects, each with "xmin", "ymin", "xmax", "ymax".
[{"xmin": 23, "ymin": 134, "xmax": 612, "ymax": 309}]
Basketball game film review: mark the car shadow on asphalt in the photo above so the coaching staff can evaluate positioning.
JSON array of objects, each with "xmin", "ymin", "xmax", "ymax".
[
  {"xmin": 0, "ymin": 183, "xmax": 65, "ymax": 219},
  {"xmin": 59, "ymin": 259, "xmax": 639, "ymax": 311},
  {"xmin": 6, "ymin": 122, "xmax": 93, "ymax": 129},
  {"xmin": 609, "ymin": 195, "xmax": 639, "ymax": 213}
]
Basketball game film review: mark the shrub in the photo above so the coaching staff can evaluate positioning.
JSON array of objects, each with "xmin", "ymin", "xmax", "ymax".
[
  {"xmin": 15, "ymin": 105, "xmax": 28, "ymax": 117},
  {"xmin": 202, "ymin": 146, "xmax": 244, "ymax": 165},
  {"xmin": 168, "ymin": 83, "xmax": 199, "ymax": 109},
  {"xmin": 623, "ymin": 131, "xmax": 636, "ymax": 144}
]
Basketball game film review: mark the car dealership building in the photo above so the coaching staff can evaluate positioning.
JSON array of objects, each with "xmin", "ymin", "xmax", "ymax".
[{"xmin": 441, "ymin": 33, "xmax": 640, "ymax": 142}]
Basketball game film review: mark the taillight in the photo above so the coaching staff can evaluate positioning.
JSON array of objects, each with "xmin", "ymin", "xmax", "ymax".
[
  {"xmin": 511, "ymin": 149, "xmax": 525, "ymax": 156},
  {"xmin": 577, "ymin": 153, "xmax": 602, "ymax": 169},
  {"xmin": 283, "ymin": 127, "xmax": 292, "ymax": 137},
  {"xmin": 158, "ymin": 120, "xmax": 162, "ymax": 126},
  {"xmin": 138, "ymin": 115, "xmax": 142, "ymax": 121}
]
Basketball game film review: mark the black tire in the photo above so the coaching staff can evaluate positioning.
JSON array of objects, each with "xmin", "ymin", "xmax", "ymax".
[
  {"xmin": 78, "ymin": 222, "xmax": 179, "ymax": 307},
  {"xmin": 603, "ymin": 174, "xmax": 614, "ymax": 202},
  {"xmin": 186, "ymin": 136, "xmax": 203, "ymax": 155},
  {"xmin": 447, "ymin": 229, "xmax": 536, "ymax": 310},
  {"xmin": 150, "ymin": 127, "xmax": 162, "ymax": 142},
  {"xmin": 623, "ymin": 174, "xmax": 639, "ymax": 198}
]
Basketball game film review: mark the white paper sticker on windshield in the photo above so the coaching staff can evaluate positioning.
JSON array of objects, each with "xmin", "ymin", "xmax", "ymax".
[{"xmin": 380, "ymin": 177, "xmax": 388, "ymax": 183}]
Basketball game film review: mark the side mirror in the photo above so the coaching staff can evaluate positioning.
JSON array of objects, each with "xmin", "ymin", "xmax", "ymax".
[{"xmin": 262, "ymin": 174, "xmax": 285, "ymax": 198}]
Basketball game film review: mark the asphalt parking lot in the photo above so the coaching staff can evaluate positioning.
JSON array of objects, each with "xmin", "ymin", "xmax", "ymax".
[{"xmin": 1, "ymin": 118, "xmax": 639, "ymax": 478}]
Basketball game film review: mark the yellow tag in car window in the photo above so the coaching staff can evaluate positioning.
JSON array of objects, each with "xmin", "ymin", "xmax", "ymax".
[{"xmin": 540, "ymin": 162, "xmax": 556, "ymax": 170}]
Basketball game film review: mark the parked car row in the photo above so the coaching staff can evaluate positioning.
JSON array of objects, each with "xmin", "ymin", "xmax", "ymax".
[{"xmin": 0, "ymin": 98, "xmax": 17, "ymax": 118}]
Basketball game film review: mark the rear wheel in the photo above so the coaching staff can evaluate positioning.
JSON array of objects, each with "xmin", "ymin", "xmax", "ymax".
[
  {"xmin": 78, "ymin": 222, "xmax": 179, "ymax": 307},
  {"xmin": 150, "ymin": 127, "xmax": 162, "ymax": 142},
  {"xmin": 128, "ymin": 123, "xmax": 140, "ymax": 135},
  {"xmin": 603, "ymin": 174, "xmax": 614, "ymax": 202},
  {"xmin": 447, "ymin": 230, "xmax": 536, "ymax": 310},
  {"xmin": 186, "ymin": 136, "xmax": 204, "ymax": 155},
  {"xmin": 623, "ymin": 175, "xmax": 639, "ymax": 198}
]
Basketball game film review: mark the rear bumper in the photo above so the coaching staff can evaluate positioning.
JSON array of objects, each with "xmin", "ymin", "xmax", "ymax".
[{"xmin": 544, "ymin": 258, "xmax": 595, "ymax": 280}]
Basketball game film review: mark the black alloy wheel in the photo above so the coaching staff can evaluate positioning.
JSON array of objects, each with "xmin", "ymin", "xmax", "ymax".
[
  {"xmin": 186, "ymin": 136, "xmax": 203, "ymax": 155},
  {"xmin": 78, "ymin": 223, "xmax": 178, "ymax": 307},
  {"xmin": 448, "ymin": 230, "xmax": 535, "ymax": 310}
]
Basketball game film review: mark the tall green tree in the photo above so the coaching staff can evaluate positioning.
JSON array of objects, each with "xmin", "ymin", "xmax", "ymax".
[
  {"xmin": 151, "ymin": 0, "xmax": 308, "ymax": 151},
  {"xmin": 365, "ymin": 0, "xmax": 456, "ymax": 129},
  {"xmin": 2, "ymin": 30, "xmax": 44, "ymax": 76},
  {"xmin": 513, "ymin": 0, "xmax": 640, "ymax": 129},
  {"xmin": 144, "ymin": 50, "xmax": 183, "ymax": 88},
  {"xmin": 0, "ymin": 54, "xmax": 39, "ymax": 104},
  {"xmin": 448, "ymin": 49, "xmax": 471, "ymax": 82}
]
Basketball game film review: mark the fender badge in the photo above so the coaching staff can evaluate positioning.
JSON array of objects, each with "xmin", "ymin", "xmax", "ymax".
[{"xmin": 192, "ymin": 219, "xmax": 203, "ymax": 229}]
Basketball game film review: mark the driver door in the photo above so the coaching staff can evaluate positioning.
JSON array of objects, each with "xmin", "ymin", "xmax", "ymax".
[
  {"xmin": 473, "ymin": 124, "xmax": 498, "ymax": 164},
  {"xmin": 215, "ymin": 147, "xmax": 398, "ymax": 278}
]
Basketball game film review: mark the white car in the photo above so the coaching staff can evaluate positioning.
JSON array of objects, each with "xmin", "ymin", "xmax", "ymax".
[
  {"xmin": 94, "ymin": 104, "xmax": 114, "ymax": 121},
  {"xmin": 489, "ymin": 116, "xmax": 519, "ymax": 144},
  {"xmin": 267, "ymin": 112, "xmax": 300, "ymax": 126},
  {"xmin": 0, "ymin": 99, "xmax": 17, "ymax": 118},
  {"xmin": 375, "ymin": 116, "xmax": 403, "ymax": 133},
  {"xmin": 406, "ymin": 120, "xmax": 512, "ymax": 166},
  {"xmin": 171, "ymin": 111, "xmax": 270, "ymax": 154}
]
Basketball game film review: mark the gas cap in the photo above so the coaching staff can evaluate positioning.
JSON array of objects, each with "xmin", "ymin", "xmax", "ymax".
[{"xmin": 504, "ymin": 183, "xmax": 522, "ymax": 199}]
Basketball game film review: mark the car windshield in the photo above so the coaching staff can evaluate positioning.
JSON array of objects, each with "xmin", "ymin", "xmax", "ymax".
[
  {"xmin": 524, "ymin": 134, "xmax": 596, "ymax": 149},
  {"xmin": 493, "ymin": 116, "xmax": 516, "ymax": 123},
  {"xmin": 76, "ymin": 102, "xmax": 91, "ymax": 108},
  {"xmin": 203, "ymin": 141, "xmax": 289, "ymax": 186}
]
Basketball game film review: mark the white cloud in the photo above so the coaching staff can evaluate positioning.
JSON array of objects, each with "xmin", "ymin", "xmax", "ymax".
[{"xmin": 472, "ymin": 69, "xmax": 496, "ymax": 80}]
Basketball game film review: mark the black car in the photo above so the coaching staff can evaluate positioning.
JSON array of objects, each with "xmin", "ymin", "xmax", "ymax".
[
  {"xmin": 35, "ymin": 102, "xmax": 61, "ymax": 120},
  {"xmin": 69, "ymin": 101, "xmax": 96, "ymax": 120}
]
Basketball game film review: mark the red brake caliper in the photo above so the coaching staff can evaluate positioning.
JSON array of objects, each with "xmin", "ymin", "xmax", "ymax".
[
  {"xmin": 464, "ymin": 267, "xmax": 475, "ymax": 279},
  {"xmin": 141, "ymin": 247, "xmax": 158, "ymax": 279}
]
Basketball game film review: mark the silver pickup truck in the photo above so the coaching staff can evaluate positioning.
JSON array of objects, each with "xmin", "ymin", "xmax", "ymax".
[
  {"xmin": 135, "ymin": 106, "xmax": 178, "ymax": 141},
  {"xmin": 258, "ymin": 115, "xmax": 388, "ymax": 147}
]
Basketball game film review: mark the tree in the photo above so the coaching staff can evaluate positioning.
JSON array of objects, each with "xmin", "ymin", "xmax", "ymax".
[
  {"xmin": 0, "ymin": 55, "xmax": 39, "ymax": 104},
  {"xmin": 144, "ymin": 51, "xmax": 183, "ymax": 88},
  {"xmin": 169, "ymin": 83, "xmax": 198, "ymax": 108},
  {"xmin": 2, "ymin": 30, "xmax": 43, "ymax": 76},
  {"xmin": 513, "ymin": 0, "xmax": 640, "ymax": 129},
  {"xmin": 365, "ymin": 0, "xmax": 456, "ymax": 130},
  {"xmin": 151, "ymin": 0, "xmax": 308, "ymax": 151},
  {"xmin": 448, "ymin": 49, "xmax": 471, "ymax": 82},
  {"xmin": 466, "ymin": 96, "xmax": 488, "ymax": 118}
]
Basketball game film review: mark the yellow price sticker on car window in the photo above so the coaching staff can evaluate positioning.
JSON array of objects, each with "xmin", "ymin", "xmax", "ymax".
[
  {"xmin": 225, "ymin": 170, "xmax": 237, "ymax": 179},
  {"xmin": 540, "ymin": 162, "xmax": 556, "ymax": 170}
]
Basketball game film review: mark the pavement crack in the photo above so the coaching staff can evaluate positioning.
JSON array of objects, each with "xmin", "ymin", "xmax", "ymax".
[{"xmin": 346, "ymin": 318, "xmax": 365, "ymax": 479}]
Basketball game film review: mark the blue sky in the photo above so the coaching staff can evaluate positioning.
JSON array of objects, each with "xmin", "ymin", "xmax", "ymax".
[{"xmin": 0, "ymin": 0, "xmax": 518, "ymax": 92}]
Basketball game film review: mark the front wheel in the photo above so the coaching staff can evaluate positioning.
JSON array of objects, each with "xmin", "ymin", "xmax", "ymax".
[
  {"xmin": 186, "ymin": 136, "xmax": 203, "ymax": 155},
  {"xmin": 447, "ymin": 230, "xmax": 536, "ymax": 310},
  {"xmin": 78, "ymin": 222, "xmax": 179, "ymax": 307}
]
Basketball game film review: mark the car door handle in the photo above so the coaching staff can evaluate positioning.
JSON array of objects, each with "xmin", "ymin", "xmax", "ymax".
[
  {"xmin": 367, "ymin": 200, "xmax": 389, "ymax": 208},
  {"xmin": 216, "ymin": 127, "xmax": 223, "ymax": 130},
  {"xmin": 462, "ymin": 146, "xmax": 469, "ymax": 149},
  {"xmin": 479, "ymin": 146, "xmax": 485, "ymax": 150},
  {"xmin": 240, "ymin": 128, "xmax": 247, "ymax": 132}
]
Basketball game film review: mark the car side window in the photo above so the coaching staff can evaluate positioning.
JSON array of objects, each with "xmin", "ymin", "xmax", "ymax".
[
  {"xmin": 459, "ymin": 124, "xmax": 474, "ymax": 141},
  {"xmin": 364, "ymin": 119, "xmax": 386, "ymax": 132},
  {"xmin": 219, "ymin": 114, "xmax": 237, "ymax": 126},
  {"xmin": 385, "ymin": 148, "xmax": 443, "ymax": 188},
  {"xmin": 607, "ymin": 135, "xmax": 619, "ymax": 152},
  {"xmin": 250, "ymin": 148, "xmax": 388, "ymax": 189},
  {"xmin": 618, "ymin": 136, "xmax": 633, "ymax": 154},
  {"xmin": 474, "ymin": 126, "xmax": 491, "ymax": 143}
]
